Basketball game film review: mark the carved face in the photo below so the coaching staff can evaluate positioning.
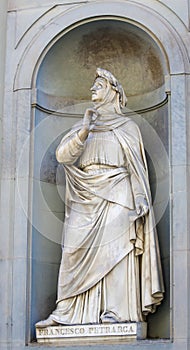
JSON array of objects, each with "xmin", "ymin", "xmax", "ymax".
[{"xmin": 90, "ymin": 77, "xmax": 108, "ymax": 103}]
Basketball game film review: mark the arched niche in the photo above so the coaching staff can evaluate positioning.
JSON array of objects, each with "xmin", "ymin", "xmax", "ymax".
[{"xmin": 31, "ymin": 18, "xmax": 170, "ymax": 341}]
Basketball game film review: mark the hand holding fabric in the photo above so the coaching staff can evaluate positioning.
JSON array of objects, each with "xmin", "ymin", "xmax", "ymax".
[{"xmin": 135, "ymin": 194, "xmax": 149, "ymax": 216}]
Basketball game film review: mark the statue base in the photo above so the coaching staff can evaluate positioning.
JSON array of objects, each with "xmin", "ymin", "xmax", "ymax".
[{"xmin": 36, "ymin": 322, "xmax": 147, "ymax": 344}]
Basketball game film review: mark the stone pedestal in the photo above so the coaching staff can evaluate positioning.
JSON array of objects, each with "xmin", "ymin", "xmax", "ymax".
[{"xmin": 36, "ymin": 322, "xmax": 147, "ymax": 345}]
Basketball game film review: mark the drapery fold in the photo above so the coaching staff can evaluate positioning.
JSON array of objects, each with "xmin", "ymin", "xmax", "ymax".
[{"xmin": 55, "ymin": 114, "xmax": 164, "ymax": 317}]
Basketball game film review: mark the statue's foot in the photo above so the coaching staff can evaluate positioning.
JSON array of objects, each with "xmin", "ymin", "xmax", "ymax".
[
  {"xmin": 35, "ymin": 315, "xmax": 59, "ymax": 328},
  {"xmin": 100, "ymin": 314, "xmax": 119, "ymax": 324}
]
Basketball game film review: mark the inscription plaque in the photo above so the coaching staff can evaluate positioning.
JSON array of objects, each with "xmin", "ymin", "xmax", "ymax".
[{"xmin": 36, "ymin": 322, "xmax": 147, "ymax": 344}]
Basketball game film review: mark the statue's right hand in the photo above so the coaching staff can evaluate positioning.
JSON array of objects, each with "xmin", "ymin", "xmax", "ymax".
[
  {"xmin": 83, "ymin": 108, "xmax": 97, "ymax": 130},
  {"xmin": 78, "ymin": 108, "xmax": 98, "ymax": 142}
]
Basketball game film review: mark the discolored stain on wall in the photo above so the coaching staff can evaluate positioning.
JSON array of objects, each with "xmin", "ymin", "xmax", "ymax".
[
  {"xmin": 37, "ymin": 20, "xmax": 165, "ymax": 102},
  {"xmin": 36, "ymin": 19, "xmax": 168, "ymax": 186},
  {"xmin": 75, "ymin": 24, "xmax": 164, "ymax": 96}
]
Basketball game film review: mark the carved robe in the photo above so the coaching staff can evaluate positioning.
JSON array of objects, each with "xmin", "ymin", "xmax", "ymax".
[{"xmin": 52, "ymin": 113, "xmax": 164, "ymax": 324}]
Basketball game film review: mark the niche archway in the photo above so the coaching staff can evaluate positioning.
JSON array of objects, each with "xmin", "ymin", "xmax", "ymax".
[{"xmin": 31, "ymin": 18, "xmax": 169, "ymax": 341}]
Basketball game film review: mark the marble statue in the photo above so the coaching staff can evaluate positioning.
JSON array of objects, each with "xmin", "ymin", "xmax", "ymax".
[{"xmin": 36, "ymin": 68, "xmax": 164, "ymax": 328}]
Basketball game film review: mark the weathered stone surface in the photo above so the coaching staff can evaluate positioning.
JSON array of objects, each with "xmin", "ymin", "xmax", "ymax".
[
  {"xmin": 1, "ymin": 1, "xmax": 190, "ymax": 350},
  {"xmin": 37, "ymin": 20, "xmax": 165, "ymax": 105},
  {"xmin": 8, "ymin": 0, "xmax": 86, "ymax": 10},
  {"xmin": 158, "ymin": 0, "xmax": 190, "ymax": 28},
  {"xmin": 36, "ymin": 322, "xmax": 147, "ymax": 344}
]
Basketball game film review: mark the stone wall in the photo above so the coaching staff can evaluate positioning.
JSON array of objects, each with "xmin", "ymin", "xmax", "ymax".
[
  {"xmin": 0, "ymin": 1, "xmax": 190, "ymax": 349},
  {"xmin": 0, "ymin": 0, "xmax": 7, "ymax": 170}
]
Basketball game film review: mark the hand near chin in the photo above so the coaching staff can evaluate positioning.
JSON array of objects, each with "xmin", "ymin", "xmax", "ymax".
[
  {"xmin": 78, "ymin": 108, "xmax": 98, "ymax": 142},
  {"xmin": 83, "ymin": 108, "xmax": 98, "ymax": 130}
]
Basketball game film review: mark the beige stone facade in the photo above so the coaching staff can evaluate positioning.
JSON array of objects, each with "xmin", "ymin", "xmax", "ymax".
[{"xmin": 0, "ymin": 1, "xmax": 190, "ymax": 349}]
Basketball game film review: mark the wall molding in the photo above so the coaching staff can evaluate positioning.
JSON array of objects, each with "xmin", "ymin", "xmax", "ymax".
[{"xmin": 32, "ymin": 95, "xmax": 168, "ymax": 118}]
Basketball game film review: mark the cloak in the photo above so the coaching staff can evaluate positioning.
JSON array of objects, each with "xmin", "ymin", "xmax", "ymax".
[{"xmin": 56, "ymin": 114, "xmax": 164, "ymax": 315}]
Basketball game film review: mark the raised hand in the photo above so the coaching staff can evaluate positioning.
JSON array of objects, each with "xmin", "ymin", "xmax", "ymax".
[
  {"xmin": 78, "ymin": 108, "xmax": 98, "ymax": 142},
  {"xmin": 83, "ymin": 108, "xmax": 98, "ymax": 130}
]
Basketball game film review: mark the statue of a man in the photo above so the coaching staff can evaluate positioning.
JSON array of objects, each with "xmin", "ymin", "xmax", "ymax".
[{"xmin": 36, "ymin": 68, "xmax": 164, "ymax": 327}]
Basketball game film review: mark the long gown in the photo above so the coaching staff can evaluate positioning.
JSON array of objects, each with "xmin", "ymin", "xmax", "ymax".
[{"xmin": 51, "ymin": 112, "xmax": 164, "ymax": 324}]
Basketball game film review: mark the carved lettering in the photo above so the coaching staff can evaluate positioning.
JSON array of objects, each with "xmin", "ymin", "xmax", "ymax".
[
  {"xmin": 112, "ymin": 326, "xmax": 116, "ymax": 333},
  {"xmin": 44, "ymin": 329, "xmax": 48, "ymax": 336},
  {"xmin": 117, "ymin": 325, "xmax": 122, "ymax": 332},
  {"xmin": 36, "ymin": 322, "xmax": 140, "ymax": 340},
  {"xmin": 105, "ymin": 326, "xmax": 110, "ymax": 333},
  {"xmin": 123, "ymin": 326, "xmax": 128, "ymax": 333},
  {"xmin": 129, "ymin": 325, "xmax": 135, "ymax": 333}
]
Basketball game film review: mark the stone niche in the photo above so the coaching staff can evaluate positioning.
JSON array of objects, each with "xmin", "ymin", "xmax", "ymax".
[{"xmin": 31, "ymin": 19, "xmax": 170, "ymax": 342}]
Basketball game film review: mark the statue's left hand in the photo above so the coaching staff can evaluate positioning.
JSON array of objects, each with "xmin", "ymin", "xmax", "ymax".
[{"xmin": 135, "ymin": 195, "xmax": 149, "ymax": 216}]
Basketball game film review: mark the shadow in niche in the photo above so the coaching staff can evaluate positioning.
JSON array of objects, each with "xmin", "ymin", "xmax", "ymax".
[
  {"xmin": 30, "ymin": 114, "xmax": 66, "ymax": 341},
  {"xmin": 31, "ymin": 18, "xmax": 170, "ymax": 341},
  {"xmin": 31, "ymin": 229, "xmax": 61, "ymax": 341},
  {"xmin": 147, "ymin": 204, "xmax": 170, "ymax": 339},
  {"xmin": 133, "ymin": 103, "xmax": 170, "ymax": 339},
  {"xmin": 145, "ymin": 149, "xmax": 170, "ymax": 339}
]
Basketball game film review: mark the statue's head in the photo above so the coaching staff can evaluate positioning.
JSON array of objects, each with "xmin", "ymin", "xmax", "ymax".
[{"xmin": 91, "ymin": 68, "xmax": 127, "ymax": 113}]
